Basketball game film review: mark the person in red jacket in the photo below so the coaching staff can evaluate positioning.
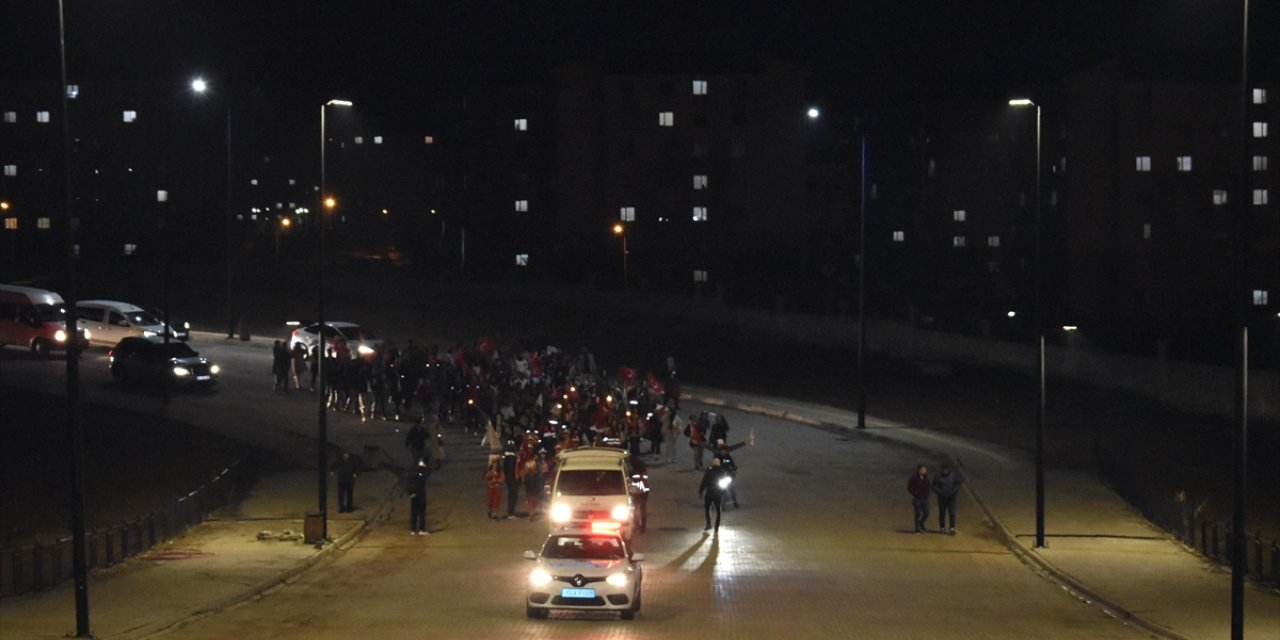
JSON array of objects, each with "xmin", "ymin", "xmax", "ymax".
[
  {"xmin": 484, "ymin": 455, "xmax": 505, "ymax": 520},
  {"xmin": 907, "ymin": 464, "xmax": 931, "ymax": 533}
]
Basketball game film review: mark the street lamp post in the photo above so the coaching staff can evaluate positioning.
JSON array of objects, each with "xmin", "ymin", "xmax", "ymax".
[
  {"xmin": 1230, "ymin": 3, "xmax": 1251, "ymax": 638},
  {"xmin": 318, "ymin": 99, "xmax": 352, "ymax": 543},
  {"xmin": 1010, "ymin": 98, "xmax": 1046, "ymax": 549},
  {"xmin": 189, "ymin": 78, "xmax": 236, "ymax": 339},
  {"xmin": 612, "ymin": 222, "xmax": 628, "ymax": 290},
  {"xmin": 856, "ymin": 133, "xmax": 868, "ymax": 430},
  {"xmin": 56, "ymin": 1, "xmax": 90, "ymax": 635}
]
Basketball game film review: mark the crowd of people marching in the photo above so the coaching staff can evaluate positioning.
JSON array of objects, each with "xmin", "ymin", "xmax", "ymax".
[{"xmin": 272, "ymin": 333, "xmax": 757, "ymax": 534}]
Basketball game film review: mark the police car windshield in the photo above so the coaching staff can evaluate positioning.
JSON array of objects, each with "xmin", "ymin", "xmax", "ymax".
[
  {"xmin": 556, "ymin": 470, "xmax": 622, "ymax": 496},
  {"xmin": 543, "ymin": 535, "xmax": 625, "ymax": 560}
]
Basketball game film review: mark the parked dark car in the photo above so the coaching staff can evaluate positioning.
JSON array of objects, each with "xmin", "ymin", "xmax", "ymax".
[{"xmin": 108, "ymin": 337, "xmax": 219, "ymax": 387}]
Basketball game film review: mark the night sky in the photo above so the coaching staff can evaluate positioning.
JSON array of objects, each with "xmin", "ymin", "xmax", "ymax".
[{"xmin": 5, "ymin": 1, "xmax": 1275, "ymax": 115}]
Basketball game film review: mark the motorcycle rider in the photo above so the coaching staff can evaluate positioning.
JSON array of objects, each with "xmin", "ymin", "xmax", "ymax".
[{"xmin": 698, "ymin": 458, "xmax": 731, "ymax": 534}]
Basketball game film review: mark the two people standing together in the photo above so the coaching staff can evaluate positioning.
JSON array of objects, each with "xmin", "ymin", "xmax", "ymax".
[{"xmin": 907, "ymin": 463, "xmax": 962, "ymax": 534}]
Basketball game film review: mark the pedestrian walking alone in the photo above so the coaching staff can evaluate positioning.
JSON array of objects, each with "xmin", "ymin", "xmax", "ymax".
[
  {"xmin": 331, "ymin": 451, "xmax": 359, "ymax": 513},
  {"xmin": 407, "ymin": 460, "xmax": 431, "ymax": 535},
  {"xmin": 907, "ymin": 464, "xmax": 930, "ymax": 533},
  {"xmin": 932, "ymin": 464, "xmax": 962, "ymax": 534}
]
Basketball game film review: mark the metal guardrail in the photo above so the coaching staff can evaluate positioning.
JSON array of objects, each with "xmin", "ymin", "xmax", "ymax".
[
  {"xmin": 0, "ymin": 458, "xmax": 252, "ymax": 599},
  {"xmin": 1095, "ymin": 443, "xmax": 1278, "ymax": 587}
]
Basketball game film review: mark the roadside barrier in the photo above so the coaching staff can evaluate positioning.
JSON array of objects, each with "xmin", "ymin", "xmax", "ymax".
[{"xmin": 0, "ymin": 457, "xmax": 253, "ymax": 599}]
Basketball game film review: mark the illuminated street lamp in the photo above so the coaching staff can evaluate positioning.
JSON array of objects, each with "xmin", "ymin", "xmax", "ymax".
[
  {"xmin": 317, "ymin": 98, "xmax": 352, "ymax": 543},
  {"xmin": 612, "ymin": 222, "xmax": 628, "ymax": 290},
  {"xmin": 1009, "ymin": 97, "xmax": 1045, "ymax": 549},
  {"xmin": 806, "ymin": 106, "xmax": 820, "ymax": 120},
  {"xmin": 189, "ymin": 77, "xmax": 236, "ymax": 339}
]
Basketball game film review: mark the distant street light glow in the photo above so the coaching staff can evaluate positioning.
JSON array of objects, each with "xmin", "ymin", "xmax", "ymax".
[
  {"xmin": 1007, "ymin": 310, "xmax": 1017, "ymax": 318},
  {"xmin": 191, "ymin": 78, "xmax": 208, "ymax": 93},
  {"xmin": 1062, "ymin": 325, "xmax": 1078, "ymax": 331},
  {"xmin": 807, "ymin": 107, "xmax": 820, "ymax": 119},
  {"xmin": 326, "ymin": 99, "xmax": 353, "ymax": 107},
  {"xmin": 1009, "ymin": 98, "xmax": 1034, "ymax": 106}
]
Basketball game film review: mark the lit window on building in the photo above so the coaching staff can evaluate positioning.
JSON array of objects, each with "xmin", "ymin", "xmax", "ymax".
[
  {"xmin": 1176, "ymin": 156, "xmax": 1192, "ymax": 172},
  {"xmin": 693, "ymin": 175, "xmax": 708, "ymax": 190},
  {"xmin": 250, "ymin": 178, "xmax": 258, "ymax": 186},
  {"xmin": 3, "ymin": 111, "xmax": 15, "ymax": 123},
  {"xmin": 37, "ymin": 111, "xmax": 50, "ymax": 123},
  {"xmin": 952, "ymin": 235, "xmax": 966, "ymax": 248},
  {"xmin": 515, "ymin": 200, "xmax": 528, "ymax": 212},
  {"xmin": 354, "ymin": 136, "xmax": 364, "ymax": 144},
  {"xmin": 1254, "ymin": 88, "xmax": 1268, "ymax": 105},
  {"xmin": 1143, "ymin": 223, "xmax": 1152, "ymax": 239},
  {"xmin": 692, "ymin": 206, "xmax": 708, "ymax": 222},
  {"xmin": 424, "ymin": 135, "xmax": 434, "ymax": 144},
  {"xmin": 1213, "ymin": 190, "xmax": 1229, "ymax": 205},
  {"xmin": 1254, "ymin": 189, "xmax": 1269, "ymax": 206},
  {"xmin": 693, "ymin": 269, "xmax": 708, "ymax": 282},
  {"xmin": 1136, "ymin": 156, "xmax": 1152, "ymax": 172},
  {"xmin": 37, "ymin": 217, "xmax": 50, "ymax": 229},
  {"xmin": 659, "ymin": 112, "xmax": 674, "ymax": 127},
  {"xmin": 693, "ymin": 80, "xmax": 708, "ymax": 95},
  {"xmin": 122, "ymin": 110, "xmax": 137, "ymax": 123},
  {"xmin": 1253, "ymin": 122, "xmax": 1268, "ymax": 138},
  {"xmin": 1253, "ymin": 289, "xmax": 1269, "ymax": 305},
  {"xmin": 892, "ymin": 230, "xmax": 905, "ymax": 242},
  {"xmin": 514, "ymin": 119, "xmax": 528, "ymax": 131},
  {"xmin": 374, "ymin": 136, "xmax": 383, "ymax": 144},
  {"xmin": 987, "ymin": 235, "xmax": 1000, "ymax": 248},
  {"xmin": 66, "ymin": 85, "xmax": 79, "ymax": 99},
  {"xmin": 288, "ymin": 179, "xmax": 296, "ymax": 186},
  {"xmin": 952, "ymin": 209, "xmax": 966, "ymax": 222},
  {"xmin": 1254, "ymin": 155, "xmax": 1269, "ymax": 172},
  {"xmin": 123, "ymin": 243, "xmax": 137, "ymax": 255},
  {"xmin": 620, "ymin": 206, "xmax": 635, "ymax": 222},
  {"xmin": 2, "ymin": 218, "xmax": 15, "ymax": 230},
  {"xmin": 515, "ymin": 253, "xmax": 529, "ymax": 266},
  {"xmin": 3, "ymin": 165, "xmax": 15, "ymax": 177}
]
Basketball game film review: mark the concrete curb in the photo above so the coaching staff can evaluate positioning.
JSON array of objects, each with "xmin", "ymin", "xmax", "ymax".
[
  {"xmin": 682, "ymin": 386, "xmax": 1186, "ymax": 640},
  {"xmin": 126, "ymin": 472, "xmax": 403, "ymax": 639}
]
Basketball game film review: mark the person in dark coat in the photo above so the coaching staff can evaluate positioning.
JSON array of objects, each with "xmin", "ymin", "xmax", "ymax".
[
  {"xmin": 932, "ymin": 464, "xmax": 963, "ymax": 534},
  {"xmin": 907, "ymin": 464, "xmax": 931, "ymax": 533},
  {"xmin": 331, "ymin": 451, "xmax": 359, "ymax": 513},
  {"xmin": 271, "ymin": 340, "xmax": 291, "ymax": 392},
  {"xmin": 407, "ymin": 460, "xmax": 431, "ymax": 535},
  {"xmin": 405, "ymin": 420, "xmax": 430, "ymax": 467},
  {"xmin": 502, "ymin": 441, "xmax": 520, "ymax": 518},
  {"xmin": 698, "ymin": 459, "xmax": 730, "ymax": 534}
]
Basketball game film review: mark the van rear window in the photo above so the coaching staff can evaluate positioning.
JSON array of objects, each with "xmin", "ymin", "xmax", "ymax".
[{"xmin": 556, "ymin": 470, "xmax": 624, "ymax": 496}]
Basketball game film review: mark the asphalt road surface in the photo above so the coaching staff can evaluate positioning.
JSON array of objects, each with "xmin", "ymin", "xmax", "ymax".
[{"xmin": 1, "ymin": 338, "xmax": 1149, "ymax": 638}]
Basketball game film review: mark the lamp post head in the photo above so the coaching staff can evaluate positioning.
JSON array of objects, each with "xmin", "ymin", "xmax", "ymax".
[
  {"xmin": 1008, "ymin": 98, "xmax": 1035, "ymax": 107},
  {"xmin": 324, "ymin": 197, "xmax": 337, "ymax": 210},
  {"xmin": 612, "ymin": 223, "xmax": 624, "ymax": 236},
  {"xmin": 806, "ymin": 107, "xmax": 820, "ymax": 120},
  {"xmin": 326, "ymin": 99, "xmax": 353, "ymax": 108},
  {"xmin": 190, "ymin": 78, "xmax": 208, "ymax": 94}
]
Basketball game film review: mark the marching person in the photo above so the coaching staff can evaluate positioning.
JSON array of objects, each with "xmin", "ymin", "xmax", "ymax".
[
  {"xmin": 698, "ymin": 458, "xmax": 730, "ymax": 535},
  {"xmin": 330, "ymin": 451, "xmax": 359, "ymax": 513},
  {"xmin": 407, "ymin": 460, "xmax": 431, "ymax": 535},
  {"xmin": 908, "ymin": 464, "xmax": 931, "ymax": 534},
  {"xmin": 685, "ymin": 411, "xmax": 705, "ymax": 470},
  {"xmin": 932, "ymin": 464, "xmax": 963, "ymax": 534},
  {"xmin": 484, "ymin": 454, "xmax": 506, "ymax": 520}
]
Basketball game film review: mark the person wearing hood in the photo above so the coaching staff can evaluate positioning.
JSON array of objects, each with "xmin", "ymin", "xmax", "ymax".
[{"xmin": 932, "ymin": 464, "xmax": 963, "ymax": 534}]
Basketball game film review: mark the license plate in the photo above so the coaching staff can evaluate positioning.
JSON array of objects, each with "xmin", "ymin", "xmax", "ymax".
[
  {"xmin": 561, "ymin": 588, "xmax": 595, "ymax": 599},
  {"xmin": 196, "ymin": 375, "xmax": 211, "ymax": 381}
]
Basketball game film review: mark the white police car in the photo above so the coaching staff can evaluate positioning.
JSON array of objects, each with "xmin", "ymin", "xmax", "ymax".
[{"xmin": 523, "ymin": 529, "xmax": 645, "ymax": 619}]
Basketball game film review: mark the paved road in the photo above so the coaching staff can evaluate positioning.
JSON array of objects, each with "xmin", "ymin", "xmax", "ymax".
[{"xmin": 0, "ymin": 338, "xmax": 1152, "ymax": 637}]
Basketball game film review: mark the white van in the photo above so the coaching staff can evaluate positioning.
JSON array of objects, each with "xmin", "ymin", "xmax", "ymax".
[
  {"xmin": 547, "ymin": 447, "xmax": 635, "ymax": 539},
  {"xmin": 0, "ymin": 284, "xmax": 87, "ymax": 355},
  {"xmin": 77, "ymin": 300, "xmax": 173, "ymax": 347}
]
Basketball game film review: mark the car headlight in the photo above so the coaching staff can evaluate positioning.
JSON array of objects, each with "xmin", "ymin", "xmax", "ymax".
[
  {"xmin": 209, "ymin": 364, "xmax": 221, "ymax": 375},
  {"xmin": 55, "ymin": 329, "xmax": 67, "ymax": 342},
  {"xmin": 357, "ymin": 344, "xmax": 374, "ymax": 356},
  {"xmin": 611, "ymin": 505, "xmax": 631, "ymax": 521},
  {"xmin": 605, "ymin": 573, "xmax": 628, "ymax": 587},
  {"xmin": 529, "ymin": 568, "xmax": 553, "ymax": 587},
  {"xmin": 550, "ymin": 503, "xmax": 571, "ymax": 523},
  {"xmin": 143, "ymin": 330, "xmax": 157, "ymax": 338},
  {"xmin": 172, "ymin": 366, "xmax": 191, "ymax": 377},
  {"xmin": 183, "ymin": 322, "xmax": 191, "ymax": 330}
]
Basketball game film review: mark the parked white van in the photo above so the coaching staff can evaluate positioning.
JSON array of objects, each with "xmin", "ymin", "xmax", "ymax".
[
  {"xmin": 547, "ymin": 447, "xmax": 635, "ymax": 539},
  {"xmin": 77, "ymin": 300, "xmax": 173, "ymax": 347},
  {"xmin": 0, "ymin": 284, "xmax": 88, "ymax": 356}
]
